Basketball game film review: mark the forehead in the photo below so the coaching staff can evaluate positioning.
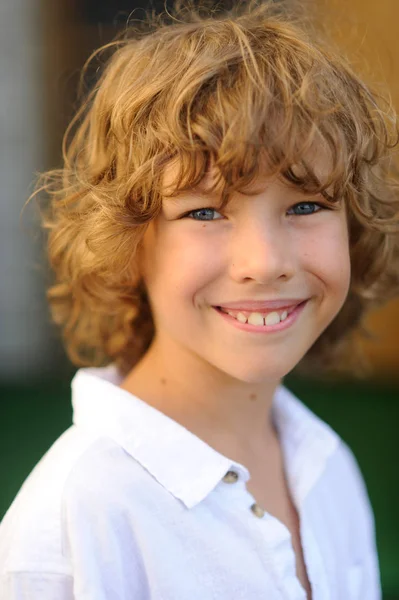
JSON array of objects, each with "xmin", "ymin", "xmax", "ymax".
[{"xmin": 161, "ymin": 145, "xmax": 334, "ymax": 200}]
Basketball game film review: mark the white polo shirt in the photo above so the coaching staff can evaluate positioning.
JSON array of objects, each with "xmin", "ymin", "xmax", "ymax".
[{"xmin": 0, "ymin": 365, "xmax": 381, "ymax": 599}]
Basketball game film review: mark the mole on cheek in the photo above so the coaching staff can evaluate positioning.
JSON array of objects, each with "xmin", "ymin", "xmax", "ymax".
[
  {"xmin": 249, "ymin": 393, "xmax": 257, "ymax": 401},
  {"xmin": 160, "ymin": 378, "xmax": 167, "ymax": 385}
]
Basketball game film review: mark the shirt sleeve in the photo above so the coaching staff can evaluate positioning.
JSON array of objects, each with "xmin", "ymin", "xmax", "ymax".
[
  {"xmin": 339, "ymin": 441, "xmax": 382, "ymax": 600},
  {"xmin": 0, "ymin": 571, "xmax": 74, "ymax": 600}
]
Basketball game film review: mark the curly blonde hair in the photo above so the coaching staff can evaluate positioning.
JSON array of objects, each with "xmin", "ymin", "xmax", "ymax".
[{"xmin": 31, "ymin": 0, "xmax": 399, "ymax": 379}]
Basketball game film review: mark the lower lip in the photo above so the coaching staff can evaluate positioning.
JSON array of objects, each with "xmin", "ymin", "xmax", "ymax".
[{"xmin": 213, "ymin": 301, "xmax": 308, "ymax": 333}]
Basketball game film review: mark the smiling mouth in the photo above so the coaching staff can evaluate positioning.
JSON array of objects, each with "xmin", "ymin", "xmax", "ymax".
[
  {"xmin": 214, "ymin": 301, "xmax": 305, "ymax": 323},
  {"xmin": 213, "ymin": 300, "xmax": 308, "ymax": 329}
]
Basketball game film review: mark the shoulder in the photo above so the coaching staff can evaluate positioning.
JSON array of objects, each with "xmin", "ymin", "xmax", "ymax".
[
  {"xmin": 331, "ymin": 439, "xmax": 377, "ymax": 537},
  {"xmin": 0, "ymin": 427, "xmax": 140, "ymax": 577},
  {"xmin": 61, "ymin": 431, "xmax": 157, "ymax": 519},
  {"xmin": 322, "ymin": 440, "xmax": 381, "ymax": 595},
  {"xmin": 276, "ymin": 384, "xmax": 376, "ymax": 532}
]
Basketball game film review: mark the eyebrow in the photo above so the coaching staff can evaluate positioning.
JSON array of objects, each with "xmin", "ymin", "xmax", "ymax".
[{"xmin": 165, "ymin": 188, "xmax": 222, "ymax": 202}]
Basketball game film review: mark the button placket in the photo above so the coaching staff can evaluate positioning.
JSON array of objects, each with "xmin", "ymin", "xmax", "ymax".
[
  {"xmin": 221, "ymin": 469, "xmax": 304, "ymax": 598},
  {"xmin": 222, "ymin": 469, "xmax": 266, "ymax": 519},
  {"xmin": 250, "ymin": 503, "xmax": 265, "ymax": 518},
  {"xmin": 222, "ymin": 470, "xmax": 239, "ymax": 483}
]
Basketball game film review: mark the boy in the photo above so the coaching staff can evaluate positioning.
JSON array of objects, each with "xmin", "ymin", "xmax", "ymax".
[{"xmin": 1, "ymin": 1, "xmax": 398, "ymax": 598}]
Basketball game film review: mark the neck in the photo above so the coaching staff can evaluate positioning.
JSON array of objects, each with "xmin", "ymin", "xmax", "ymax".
[{"xmin": 119, "ymin": 337, "xmax": 281, "ymax": 462}]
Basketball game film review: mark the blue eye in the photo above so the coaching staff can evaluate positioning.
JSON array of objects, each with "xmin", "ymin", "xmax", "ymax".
[
  {"xmin": 287, "ymin": 202, "xmax": 324, "ymax": 215},
  {"xmin": 184, "ymin": 208, "xmax": 222, "ymax": 221},
  {"xmin": 181, "ymin": 201, "xmax": 327, "ymax": 221}
]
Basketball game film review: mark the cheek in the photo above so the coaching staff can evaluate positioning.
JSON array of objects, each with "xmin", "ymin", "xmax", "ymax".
[
  {"xmin": 142, "ymin": 226, "xmax": 220, "ymax": 300},
  {"xmin": 302, "ymin": 221, "xmax": 351, "ymax": 296}
]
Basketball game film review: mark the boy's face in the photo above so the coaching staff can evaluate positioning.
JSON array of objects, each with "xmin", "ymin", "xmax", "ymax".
[{"xmin": 137, "ymin": 162, "xmax": 351, "ymax": 384}]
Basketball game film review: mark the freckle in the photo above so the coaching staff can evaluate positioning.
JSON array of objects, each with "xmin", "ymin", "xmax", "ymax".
[
  {"xmin": 160, "ymin": 378, "xmax": 167, "ymax": 385},
  {"xmin": 249, "ymin": 393, "xmax": 257, "ymax": 401}
]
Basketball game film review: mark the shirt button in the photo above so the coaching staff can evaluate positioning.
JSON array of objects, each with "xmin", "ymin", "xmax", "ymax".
[
  {"xmin": 222, "ymin": 470, "xmax": 239, "ymax": 483},
  {"xmin": 250, "ymin": 503, "xmax": 265, "ymax": 518}
]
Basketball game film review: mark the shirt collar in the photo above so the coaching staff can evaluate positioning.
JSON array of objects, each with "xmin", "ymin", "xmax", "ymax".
[{"xmin": 71, "ymin": 364, "xmax": 339, "ymax": 509}]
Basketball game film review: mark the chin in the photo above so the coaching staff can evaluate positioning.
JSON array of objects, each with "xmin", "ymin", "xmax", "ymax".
[{"xmin": 217, "ymin": 360, "xmax": 294, "ymax": 386}]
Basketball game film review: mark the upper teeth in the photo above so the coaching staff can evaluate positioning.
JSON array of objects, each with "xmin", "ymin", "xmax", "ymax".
[{"xmin": 226, "ymin": 310, "xmax": 289, "ymax": 325}]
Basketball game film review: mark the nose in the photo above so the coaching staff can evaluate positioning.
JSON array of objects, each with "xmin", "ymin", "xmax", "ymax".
[{"xmin": 228, "ymin": 217, "xmax": 296, "ymax": 284}]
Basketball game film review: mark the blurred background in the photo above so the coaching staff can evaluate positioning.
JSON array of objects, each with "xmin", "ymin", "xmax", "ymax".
[{"xmin": 0, "ymin": 0, "xmax": 398, "ymax": 597}]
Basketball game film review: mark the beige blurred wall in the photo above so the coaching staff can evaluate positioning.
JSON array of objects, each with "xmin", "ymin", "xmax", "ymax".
[{"xmin": 315, "ymin": 0, "xmax": 399, "ymax": 377}]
